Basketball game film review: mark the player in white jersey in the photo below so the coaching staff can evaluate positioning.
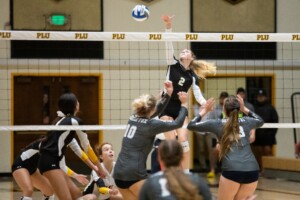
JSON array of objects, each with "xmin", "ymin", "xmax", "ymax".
[{"xmin": 83, "ymin": 142, "xmax": 122, "ymax": 200}]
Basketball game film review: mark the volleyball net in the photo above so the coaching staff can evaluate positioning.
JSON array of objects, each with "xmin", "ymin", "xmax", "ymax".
[{"xmin": 0, "ymin": 30, "xmax": 300, "ymax": 157}]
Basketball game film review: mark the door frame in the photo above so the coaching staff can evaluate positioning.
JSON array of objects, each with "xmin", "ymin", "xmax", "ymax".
[{"xmin": 11, "ymin": 72, "xmax": 103, "ymax": 165}]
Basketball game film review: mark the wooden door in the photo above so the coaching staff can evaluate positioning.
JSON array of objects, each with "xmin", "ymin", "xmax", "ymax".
[{"xmin": 13, "ymin": 76, "xmax": 99, "ymax": 173}]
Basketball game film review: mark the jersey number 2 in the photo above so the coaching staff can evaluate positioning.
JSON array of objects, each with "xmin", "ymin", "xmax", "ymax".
[
  {"xmin": 124, "ymin": 124, "xmax": 137, "ymax": 139},
  {"xmin": 178, "ymin": 77, "xmax": 185, "ymax": 86}
]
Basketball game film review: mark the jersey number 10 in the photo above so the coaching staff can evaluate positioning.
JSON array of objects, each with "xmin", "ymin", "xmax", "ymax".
[{"xmin": 124, "ymin": 124, "xmax": 137, "ymax": 139}]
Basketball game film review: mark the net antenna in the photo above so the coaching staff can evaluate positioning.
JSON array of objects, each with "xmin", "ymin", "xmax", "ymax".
[{"xmin": 291, "ymin": 92, "xmax": 300, "ymax": 144}]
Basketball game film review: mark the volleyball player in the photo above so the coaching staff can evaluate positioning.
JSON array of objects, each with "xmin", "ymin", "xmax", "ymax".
[
  {"xmin": 83, "ymin": 142, "xmax": 123, "ymax": 200},
  {"xmin": 139, "ymin": 137, "xmax": 213, "ymax": 200},
  {"xmin": 188, "ymin": 95, "xmax": 264, "ymax": 200},
  {"xmin": 12, "ymin": 136, "xmax": 92, "ymax": 200},
  {"xmin": 38, "ymin": 93, "xmax": 106, "ymax": 200},
  {"xmin": 12, "ymin": 137, "xmax": 54, "ymax": 200},
  {"xmin": 158, "ymin": 14, "xmax": 217, "ymax": 171},
  {"xmin": 113, "ymin": 81, "xmax": 188, "ymax": 200}
]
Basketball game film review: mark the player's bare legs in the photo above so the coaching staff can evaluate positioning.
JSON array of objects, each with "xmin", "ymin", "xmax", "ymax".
[
  {"xmin": 176, "ymin": 117, "xmax": 190, "ymax": 170},
  {"xmin": 160, "ymin": 116, "xmax": 177, "ymax": 140}
]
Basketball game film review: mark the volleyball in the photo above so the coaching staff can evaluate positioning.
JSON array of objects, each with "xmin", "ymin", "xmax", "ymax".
[{"xmin": 131, "ymin": 5, "xmax": 150, "ymax": 22}]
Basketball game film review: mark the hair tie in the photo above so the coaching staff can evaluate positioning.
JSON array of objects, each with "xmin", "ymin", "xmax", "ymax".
[{"xmin": 57, "ymin": 111, "xmax": 65, "ymax": 117}]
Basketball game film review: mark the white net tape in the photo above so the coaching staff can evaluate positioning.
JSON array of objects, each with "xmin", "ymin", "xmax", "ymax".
[
  {"xmin": 1, "ymin": 31, "xmax": 300, "ymax": 42},
  {"xmin": 0, "ymin": 123, "xmax": 299, "ymax": 132}
]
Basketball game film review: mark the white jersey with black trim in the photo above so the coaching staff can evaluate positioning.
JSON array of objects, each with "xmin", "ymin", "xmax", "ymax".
[{"xmin": 83, "ymin": 162, "xmax": 116, "ymax": 200}]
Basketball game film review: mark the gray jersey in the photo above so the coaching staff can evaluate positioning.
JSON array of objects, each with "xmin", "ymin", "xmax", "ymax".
[
  {"xmin": 139, "ymin": 171, "xmax": 212, "ymax": 200},
  {"xmin": 113, "ymin": 95, "xmax": 188, "ymax": 181},
  {"xmin": 188, "ymin": 111, "xmax": 264, "ymax": 171}
]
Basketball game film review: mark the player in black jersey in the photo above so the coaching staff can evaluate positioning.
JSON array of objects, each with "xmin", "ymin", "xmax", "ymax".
[
  {"xmin": 12, "ymin": 137, "xmax": 55, "ymax": 200},
  {"xmin": 157, "ymin": 15, "xmax": 217, "ymax": 171},
  {"xmin": 113, "ymin": 81, "xmax": 188, "ymax": 200},
  {"xmin": 38, "ymin": 93, "xmax": 105, "ymax": 200},
  {"xmin": 188, "ymin": 95, "xmax": 264, "ymax": 200},
  {"xmin": 12, "ymin": 136, "xmax": 93, "ymax": 200},
  {"xmin": 139, "ymin": 139, "xmax": 213, "ymax": 200}
]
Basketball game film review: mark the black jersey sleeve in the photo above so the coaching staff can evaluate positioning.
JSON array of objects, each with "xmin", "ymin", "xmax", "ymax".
[{"xmin": 150, "ymin": 93, "xmax": 171, "ymax": 118}]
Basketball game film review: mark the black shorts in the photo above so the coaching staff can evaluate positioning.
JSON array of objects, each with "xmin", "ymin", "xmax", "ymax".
[
  {"xmin": 12, "ymin": 155, "xmax": 39, "ymax": 175},
  {"xmin": 159, "ymin": 100, "xmax": 181, "ymax": 119},
  {"xmin": 38, "ymin": 152, "xmax": 61, "ymax": 174},
  {"xmin": 114, "ymin": 179, "xmax": 140, "ymax": 189},
  {"xmin": 222, "ymin": 171, "xmax": 259, "ymax": 184},
  {"xmin": 252, "ymin": 131, "xmax": 276, "ymax": 146}
]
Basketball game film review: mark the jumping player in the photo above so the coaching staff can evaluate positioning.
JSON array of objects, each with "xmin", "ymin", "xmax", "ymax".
[
  {"xmin": 113, "ymin": 81, "xmax": 188, "ymax": 200},
  {"xmin": 188, "ymin": 95, "xmax": 264, "ymax": 200},
  {"xmin": 158, "ymin": 15, "xmax": 217, "ymax": 171}
]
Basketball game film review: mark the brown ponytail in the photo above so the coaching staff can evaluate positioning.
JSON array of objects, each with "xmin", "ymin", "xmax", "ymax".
[{"xmin": 219, "ymin": 95, "xmax": 240, "ymax": 161}]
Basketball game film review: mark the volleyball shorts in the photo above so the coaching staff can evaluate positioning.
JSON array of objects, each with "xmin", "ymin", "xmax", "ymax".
[
  {"xmin": 222, "ymin": 170, "xmax": 259, "ymax": 184},
  {"xmin": 12, "ymin": 155, "xmax": 39, "ymax": 175}
]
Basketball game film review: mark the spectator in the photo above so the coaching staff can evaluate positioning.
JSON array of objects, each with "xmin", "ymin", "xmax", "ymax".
[{"xmin": 252, "ymin": 89, "xmax": 279, "ymax": 168}]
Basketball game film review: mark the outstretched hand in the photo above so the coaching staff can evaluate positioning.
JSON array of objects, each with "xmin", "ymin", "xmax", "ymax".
[
  {"xmin": 178, "ymin": 91, "xmax": 188, "ymax": 108},
  {"xmin": 164, "ymin": 80, "xmax": 173, "ymax": 97},
  {"xmin": 161, "ymin": 15, "xmax": 175, "ymax": 29},
  {"xmin": 237, "ymin": 94, "xmax": 249, "ymax": 114},
  {"xmin": 199, "ymin": 98, "xmax": 215, "ymax": 117},
  {"xmin": 74, "ymin": 174, "xmax": 89, "ymax": 186}
]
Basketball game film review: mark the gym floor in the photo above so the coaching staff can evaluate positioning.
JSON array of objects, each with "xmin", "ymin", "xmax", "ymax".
[{"xmin": 1, "ymin": 174, "xmax": 300, "ymax": 200}]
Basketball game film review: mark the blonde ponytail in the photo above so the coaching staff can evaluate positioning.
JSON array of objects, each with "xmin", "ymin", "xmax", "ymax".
[{"xmin": 190, "ymin": 60, "xmax": 217, "ymax": 79}]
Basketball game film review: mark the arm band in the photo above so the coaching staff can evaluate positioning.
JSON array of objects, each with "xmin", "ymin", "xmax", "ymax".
[
  {"xmin": 87, "ymin": 145, "xmax": 99, "ymax": 163},
  {"xmin": 81, "ymin": 151, "xmax": 89, "ymax": 161},
  {"xmin": 98, "ymin": 187, "xmax": 109, "ymax": 194},
  {"xmin": 66, "ymin": 167, "xmax": 74, "ymax": 177}
]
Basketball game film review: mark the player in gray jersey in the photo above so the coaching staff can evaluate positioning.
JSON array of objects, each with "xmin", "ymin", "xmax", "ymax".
[
  {"xmin": 139, "ymin": 135, "xmax": 213, "ymax": 200},
  {"xmin": 113, "ymin": 81, "xmax": 188, "ymax": 200},
  {"xmin": 188, "ymin": 95, "xmax": 264, "ymax": 200}
]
